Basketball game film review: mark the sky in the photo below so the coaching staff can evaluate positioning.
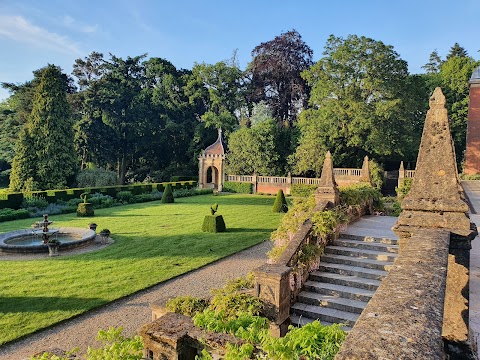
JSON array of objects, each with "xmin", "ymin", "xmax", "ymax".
[{"xmin": 0, "ymin": 0, "xmax": 479, "ymax": 101}]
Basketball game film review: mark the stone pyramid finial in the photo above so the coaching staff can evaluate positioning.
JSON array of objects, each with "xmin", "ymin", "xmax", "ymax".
[
  {"xmin": 399, "ymin": 161, "xmax": 404, "ymax": 173},
  {"xmin": 315, "ymin": 151, "xmax": 339, "ymax": 205},
  {"xmin": 360, "ymin": 156, "xmax": 372, "ymax": 184},
  {"xmin": 394, "ymin": 87, "xmax": 474, "ymax": 238}
]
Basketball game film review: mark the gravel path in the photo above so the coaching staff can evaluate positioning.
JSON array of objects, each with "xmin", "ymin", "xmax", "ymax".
[{"xmin": 0, "ymin": 241, "xmax": 272, "ymax": 360}]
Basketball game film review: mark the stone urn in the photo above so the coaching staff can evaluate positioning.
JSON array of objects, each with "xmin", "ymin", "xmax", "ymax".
[
  {"xmin": 99, "ymin": 229, "xmax": 111, "ymax": 244},
  {"xmin": 47, "ymin": 240, "xmax": 60, "ymax": 257},
  {"xmin": 89, "ymin": 223, "xmax": 98, "ymax": 232}
]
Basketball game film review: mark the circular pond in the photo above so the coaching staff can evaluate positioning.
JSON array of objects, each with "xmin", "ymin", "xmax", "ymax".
[{"xmin": 0, "ymin": 227, "xmax": 96, "ymax": 254}]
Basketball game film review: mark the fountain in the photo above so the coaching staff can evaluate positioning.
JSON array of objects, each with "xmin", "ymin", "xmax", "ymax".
[{"xmin": 0, "ymin": 214, "xmax": 96, "ymax": 256}]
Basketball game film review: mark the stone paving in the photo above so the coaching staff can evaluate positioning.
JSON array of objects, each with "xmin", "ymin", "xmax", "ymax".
[{"xmin": 462, "ymin": 180, "xmax": 480, "ymax": 356}]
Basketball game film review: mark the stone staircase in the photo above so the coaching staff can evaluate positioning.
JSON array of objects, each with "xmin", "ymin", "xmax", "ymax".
[{"xmin": 291, "ymin": 233, "xmax": 399, "ymax": 330}]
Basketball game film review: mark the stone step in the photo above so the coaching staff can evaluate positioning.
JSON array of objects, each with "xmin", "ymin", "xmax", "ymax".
[
  {"xmin": 325, "ymin": 246, "xmax": 398, "ymax": 262},
  {"xmin": 318, "ymin": 262, "xmax": 388, "ymax": 280},
  {"xmin": 335, "ymin": 238, "xmax": 399, "ymax": 253},
  {"xmin": 309, "ymin": 271, "xmax": 381, "ymax": 291},
  {"xmin": 290, "ymin": 314, "xmax": 352, "ymax": 331},
  {"xmin": 304, "ymin": 281, "xmax": 374, "ymax": 302},
  {"xmin": 296, "ymin": 291, "xmax": 368, "ymax": 314},
  {"xmin": 340, "ymin": 233, "xmax": 399, "ymax": 245},
  {"xmin": 291, "ymin": 303, "xmax": 359, "ymax": 328},
  {"xmin": 320, "ymin": 254, "xmax": 394, "ymax": 271}
]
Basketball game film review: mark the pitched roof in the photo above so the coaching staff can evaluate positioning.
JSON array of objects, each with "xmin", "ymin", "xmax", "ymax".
[{"xmin": 204, "ymin": 128, "xmax": 225, "ymax": 155}]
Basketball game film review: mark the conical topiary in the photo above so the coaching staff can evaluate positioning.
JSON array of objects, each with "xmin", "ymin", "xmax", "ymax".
[
  {"xmin": 272, "ymin": 189, "xmax": 288, "ymax": 213},
  {"xmin": 161, "ymin": 184, "xmax": 174, "ymax": 203}
]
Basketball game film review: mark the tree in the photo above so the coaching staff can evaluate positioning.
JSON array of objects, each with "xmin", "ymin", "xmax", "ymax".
[
  {"xmin": 422, "ymin": 50, "xmax": 442, "ymax": 74},
  {"xmin": 249, "ymin": 29, "xmax": 313, "ymax": 127},
  {"xmin": 9, "ymin": 65, "xmax": 77, "ymax": 191},
  {"xmin": 447, "ymin": 42, "xmax": 468, "ymax": 60},
  {"xmin": 185, "ymin": 60, "xmax": 245, "ymax": 135},
  {"xmin": 293, "ymin": 35, "xmax": 417, "ymax": 174},
  {"xmin": 226, "ymin": 118, "xmax": 289, "ymax": 176}
]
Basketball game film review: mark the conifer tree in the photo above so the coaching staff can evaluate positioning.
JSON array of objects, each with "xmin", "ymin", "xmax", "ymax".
[
  {"xmin": 273, "ymin": 189, "xmax": 288, "ymax": 213},
  {"xmin": 161, "ymin": 184, "xmax": 174, "ymax": 203},
  {"xmin": 9, "ymin": 65, "xmax": 77, "ymax": 190}
]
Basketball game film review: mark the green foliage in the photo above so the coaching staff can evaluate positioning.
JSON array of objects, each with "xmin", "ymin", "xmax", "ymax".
[
  {"xmin": 0, "ymin": 208, "xmax": 30, "ymax": 222},
  {"xmin": 339, "ymin": 184, "xmax": 381, "ymax": 206},
  {"xmin": 210, "ymin": 203, "xmax": 219, "ymax": 215},
  {"xmin": 116, "ymin": 191, "xmax": 133, "ymax": 203},
  {"xmin": 396, "ymin": 178, "xmax": 413, "ymax": 200},
  {"xmin": 31, "ymin": 327, "xmax": 143, "ymax": 360},
  {"xmin": 22, "ymin": 195, "xmax": 48, "ymax": 209},
  {"xmin": 290, "ymin": 183, "xmax": 317, "ymax": 197},
  {"xmin": 202, "ymin": 214, "xmax": 226, "ymax": 233},
  {"xmin": 173, "ymin": 188, "xmax": 213, "ymax": 198},
  {"xmin": 76, "ymin": 202, "xmax": 94, "ymax": 217},
  {"xmin": 10, "ymin": 65, "xmax": 77, "ymax": 191},
  {"xmin": 76, "ymin": 168, "xmax": 119, "ymax": 187},
  {"xmin": 369, "ymin": 160, "xmax": 385, "ymax": 190},
  {"xmin": 166, "ymin": 296, "xmax": 208, "ymax": 317},
  {"xmin": 161, "ymin": 183, "xmax": 174, "ymax": 203},
  {"xmin": 272, "ymin": 189, "xmax": 288, "ymax": 213},
  {"xmin": 222, "ymin": 181, "xmax": 253, "ymax": 194},
  {"xmin": 461, "ymin": 174, "xmax": 480, "ymax": 180},
  {"xmin": 311, "ymin": 208, "xmax": 345, "ymax": 240},
  {"xmin": 261, "ymin": 321, "xmax": 347, "ymax": 360}
]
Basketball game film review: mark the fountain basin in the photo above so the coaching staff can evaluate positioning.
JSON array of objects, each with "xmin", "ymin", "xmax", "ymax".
[{"xmin": 0, "ymin": 227, "xmax": 96, "ymax": 254}]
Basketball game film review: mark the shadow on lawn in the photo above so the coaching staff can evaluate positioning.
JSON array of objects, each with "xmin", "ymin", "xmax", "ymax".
[{"xmin": 0, "ymin": 296, "xmax": 104, "ymax": 313}]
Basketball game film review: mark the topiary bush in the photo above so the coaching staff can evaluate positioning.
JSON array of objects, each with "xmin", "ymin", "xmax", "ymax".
[
  {"xmin": 76, "ymin": 202, "xmax": 94, "ymax": 217},
  {"xmin": 202, "ymin": 214, "xmax": 226, "ymax": 233},
  {"xmin": 272, "ymin": 189, "xmax": 288, "ymax": 213},
  {"xmin": 161, "ymin": 183, "xmax": 174, "ymax": 203}
]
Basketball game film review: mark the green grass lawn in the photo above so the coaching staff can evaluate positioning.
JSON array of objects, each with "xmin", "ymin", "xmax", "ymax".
[{"xmin": 0, "ymin": 194, "xmax": 282, "ymax": 345}]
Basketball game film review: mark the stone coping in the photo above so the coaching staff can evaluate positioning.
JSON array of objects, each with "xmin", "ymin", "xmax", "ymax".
[{"xmin": 0, "ymin": 227, "xmax": 96, "ymax": 254}]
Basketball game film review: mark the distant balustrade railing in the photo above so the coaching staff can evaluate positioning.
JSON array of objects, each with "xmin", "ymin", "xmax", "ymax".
[
  {"xmin": 258, "ymin": 176, "xmax": 288, "ymax": 184},
  {"xmin": 225, "ymin": 175, "xmax": 253, "ymax": 182},
  {"xmin": 292, "ymin": 177, "xmax": 322, "ymax": 185},
  {"xmin": 334, "ymin": 168, "xmax": 362, "ymax": 177},
  {"xmin": 405, "ymin": 170, "xmax": 416, "ymax": 178}
]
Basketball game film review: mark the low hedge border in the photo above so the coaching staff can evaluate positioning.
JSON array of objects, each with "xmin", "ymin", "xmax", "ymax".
[
  {"xmin": 0, "ymin": 181, "xmax": 197, "ymax": 210},
  {"xmin": 222, "ymin": 181, "xmax": 253, "ymax": 194}
]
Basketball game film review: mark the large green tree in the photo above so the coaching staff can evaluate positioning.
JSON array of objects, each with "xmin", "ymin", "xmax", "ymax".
[
  {"xmin": 292, "ymin": 34, "xmax": 419, "ymax": 174},
  {"xmin": 9, "ymin": 65, "xmax": 77, "ymax": 191}
]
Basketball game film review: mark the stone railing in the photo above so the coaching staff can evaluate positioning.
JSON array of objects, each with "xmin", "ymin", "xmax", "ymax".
[
  {"xmin": 226, "ymin": 168, "xmax": 367, "ymax": 195},
  {"xmin": 405, "ymin": 170, "xmax": 416, "ymax": 178}
]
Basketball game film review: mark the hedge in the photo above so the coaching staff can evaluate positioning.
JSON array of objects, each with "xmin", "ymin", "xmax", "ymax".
[
  {"xmin": 291, "ymin": 184, "xmax": 317, "ymax": 197},
  {"xmin": 222, "ymin": 181, "xmax": 253, "ymax": 194},
  {"xmin": 202, "ymin": 214, "xmax": 226, "ymax": 233},
  {"xmin": 170, "ymin": 176, "xmax": 198, "ymax": 182},
  {"xmin": 0, "ymin": 208, "xmax": 30, "ymax": 222},
  {"xmin": 0, "ymin": 181, "xmax": 197, "ymax": 210}
]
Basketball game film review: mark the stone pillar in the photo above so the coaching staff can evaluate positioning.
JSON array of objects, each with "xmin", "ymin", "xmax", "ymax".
[
  {"xmin": 198, "ymin": 154, "xmax": 205, "ymax": 189},
  {"xmin": 465, "ymin": 67, "xmax": 480, "ymax": 175},
  {"xmin": 286, "ymin": 172, "xmax": 292, "ymax": 195},
  {"xmin": 253, "ymin": 264, "xmax": 291, "ymax": 337},
  {"xmin": 398, "ymin": 160, "xmax": 405, "ymax": 190},
  {"xmin": 393, "ymin": 87, "xmax": 477, "ymax": 356},
  {"xmin": 251, "ymin": 173, "xmax": 257, "ymax": 194},
  {"xmin": 360, "ymin": 155, "xmax": 372, "ymax": 185},
  {"xmin": 314, "ymin": 151, "xmax": 339, "ymax": 206}
]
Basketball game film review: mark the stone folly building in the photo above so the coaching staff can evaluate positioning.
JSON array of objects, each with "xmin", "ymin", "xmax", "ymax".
[
  {"xmin": 197, "ymin": 129, "xmax": 226, "ymax": 191},
  {"xmin": 465, "ymin": 67, "xmax": 480, "ymax": 174}
]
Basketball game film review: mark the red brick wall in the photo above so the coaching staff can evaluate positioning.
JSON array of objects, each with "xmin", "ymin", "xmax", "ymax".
[
  {"xmin": 465, "ymin": 84, "xmax": 480, "ymax": 174},
  {"xmin": 257, "ymin": 183, "xmax": 288, "ymax": 195}
]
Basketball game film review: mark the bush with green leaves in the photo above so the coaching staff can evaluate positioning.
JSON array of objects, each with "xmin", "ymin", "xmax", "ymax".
[
  {"xmin": 222, "ymin": 181, "xmax": 253, "ymax": 194},
  {"xmin": 22, "ymin": 195, "xmax": 49, "ymax": 209},
  {"xmin": 272, "ymin": 189, "xmax": 288, "ymax": 213},
  {"xmin": 311, "ymin": 207, "xmax": 346, "ymax": 240},
  {"xmin": 77, "ymin": 202, "xmax": 94, "ymax": 217},
  {"xmin": 31, "ymin": 327, "xmax": 143, "ymax": 360},
  {"xmin": 161, "ymin": 184, "xmax": 174, "ymax": 203},
  {"xmin": 369, "ymin": 160, "xmax": 385, "ymax": 190},
  {"xmin": 0, "ymin": 208, "xmax": 30, "ymax": 222},
  {"xmin": 290, "ymin": 183, "xmax": 317, "ymax": 197},
  {"xmin": 202, "ymin": 214, "xmax": 226, "ymax": 233},
  {"xmin": 396, "ymin": 178, "xmax": 413, "ymax": 200},
  {"xmin": 88, "ymin": 193, "xmax": 114, "ymax": 207},
  {"xmin": 339, "ymin": 183, "xmax": 381, "ymax": 206},
  {"xmin": 166, "ymin": 296, "xmax": 209, "ymax": 318},
  {"xmin": 115, "ymin": 191, "xmax": 133, "ymax": 203}
]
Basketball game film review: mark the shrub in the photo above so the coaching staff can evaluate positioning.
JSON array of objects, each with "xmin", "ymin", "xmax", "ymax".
[
  {"xmin": 173, "ymin": 188, "xmax": 197, "ymax": 198},
  {"xmin": 22, "ymin": 195, "xmax": 48, "ymax": 209},
  {"xmin": 272, "ymin": 189, "xmax": 288, "ymax": 213},
  {"xmin": 116, "ymin": 191, "xmax": 133, "ymax": 203},
  {"xmin": 161, "ymin": 184, "xmax": 174, "ymax": 203},
  {"xmin": 396, "ymin": 178, "xmax": 413, "ymax": 200},
  {"xmin": 166, "ymin": 296, "xmax": 209, "ymax": 317},
  {"xmin": 202, "ymin": 214, "xmax": 226, "ymax": 233},
  {"xmin": 88, "ymin": 193, "xmax": 114, "ymax": 207},
  {"xmin": 369, "ymin": 159, "xmax": 385, "ymax": 190},
  {"xmin": 77, "ymin": 202, "xmax": 94, "ymax": 217},
  {"xmin": 460, "ymin": 173, "xmax": 480, "ymax": 180},
  {"xmin": 75, "ymin": 167, "xmax": 119, "ymax": 187},
  {"xmin": 291, "ymin": 183, "xmax": 317, "ymax": 197},
  {"xmin": 0, "ymin": 208, "xmax": 30, "ymax": 222},
  {"xmin": 170, "ymin": 176, "xmax": 198, "ymax": 182},
  {"xmin": 339, "ymin": 183, "xmax": 381, "ymax": 206},
  {"xmin": 222, "ymin": 181, "xmax": 253, "ymax": 194}
]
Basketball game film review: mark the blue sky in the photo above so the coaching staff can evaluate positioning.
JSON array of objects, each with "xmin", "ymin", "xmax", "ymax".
[{"xmin": 0, "ymin": 0, "xmax": 479, "ymax": 101}]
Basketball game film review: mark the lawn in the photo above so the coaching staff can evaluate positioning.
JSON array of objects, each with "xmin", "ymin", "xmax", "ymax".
[{"xmin": 0, "ymin": 194, "xmax": 282, "ymax": 345}]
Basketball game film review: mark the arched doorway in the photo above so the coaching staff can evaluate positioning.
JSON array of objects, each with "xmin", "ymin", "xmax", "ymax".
[{"xmin": 206, "ymin": 166, "xmax": 219, "ymax": 189}]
